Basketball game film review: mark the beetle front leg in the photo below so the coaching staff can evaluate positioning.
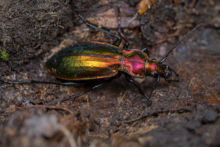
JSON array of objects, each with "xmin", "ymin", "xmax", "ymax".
[
  {"xmin": 149, "ymin": 76, "xmax": 160, "ymax": 98},
  {"xmin": 125, "ymin": 75, "xmax": 152, "ymax": 106}
]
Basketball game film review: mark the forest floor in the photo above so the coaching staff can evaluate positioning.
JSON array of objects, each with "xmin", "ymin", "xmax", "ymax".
[{"xmin": 0, "ymin": 0, "xmax": 219, "ymax": 147}]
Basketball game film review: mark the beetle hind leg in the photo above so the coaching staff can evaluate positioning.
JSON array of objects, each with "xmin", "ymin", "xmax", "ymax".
[
  {"xmin": 60, "ymin": 76, "xmax": 119, "ymax": 102},
  {"xmin": 61, "ymin": 82, "xmax": 105, "ymax": 102},
  {"xmin": 0, "ymin": 78, "xmax": 84, "ymax": 86}
]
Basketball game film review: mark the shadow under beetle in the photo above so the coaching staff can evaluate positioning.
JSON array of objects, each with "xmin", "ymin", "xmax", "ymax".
[{"xmin": 0, "ymin": 7, "xmax": 200, "ymax": 106}]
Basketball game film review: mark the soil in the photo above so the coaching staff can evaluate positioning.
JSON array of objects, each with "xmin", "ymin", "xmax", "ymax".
[{"xmin": 0, "ymin": 0, "xmax": 219, "ymax": 147}]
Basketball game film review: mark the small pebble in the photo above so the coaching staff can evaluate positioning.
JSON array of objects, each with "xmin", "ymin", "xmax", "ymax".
[
  {"xmin": 202, "ymin": 109, "xmax": 218, "ymax": 124},
  {"xmin": 186, "ymin": 120, "xmax": 201, "ymax": 131}
]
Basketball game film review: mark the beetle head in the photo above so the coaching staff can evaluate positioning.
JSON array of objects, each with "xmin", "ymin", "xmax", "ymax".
[
  {"xmin": 145, "ymin": 61, "xmax": 179, "ymax": 82},
  {"xmin": 159, "ymin": 64, "xmax": 179, "ymax": 82}
]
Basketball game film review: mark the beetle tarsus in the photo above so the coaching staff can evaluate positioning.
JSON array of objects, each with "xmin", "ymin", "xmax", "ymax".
[
  {"xmin": 149, "ymin": 76, "xmax": 160, "ymax": 98},
  {"xmin": 116, "ymin": 6, "xmax": 129, "ymax": 49},
  {"xmin": 166, "ymin": 79, "xmax": 179, "ymax": 83}
]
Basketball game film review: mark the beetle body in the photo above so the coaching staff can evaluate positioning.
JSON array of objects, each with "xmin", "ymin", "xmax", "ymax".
[
  {"xmin": 2, "ymin": 6, "xmax": 194, "ymax": 104},
  {"xmin": 46, "ymin": 41, "xmax": 164, "ymax": 82}
]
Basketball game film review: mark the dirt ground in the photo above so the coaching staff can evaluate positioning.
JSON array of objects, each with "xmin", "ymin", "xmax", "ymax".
[{"xmin": 0, "ymin": 0, "xmax": 219, "ymax": 147}]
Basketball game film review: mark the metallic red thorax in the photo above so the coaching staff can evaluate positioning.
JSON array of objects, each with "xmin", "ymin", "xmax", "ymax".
[{"xmin": 121, "ymin": 49, "xmax": 149, "ymax": 78}]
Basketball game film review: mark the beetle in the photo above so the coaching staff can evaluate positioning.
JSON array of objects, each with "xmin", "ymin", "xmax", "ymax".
[
  {"xmin": 0, "ymin": 7, "xmax": 200, "ymax": 105},
  {"xmin": 45, "ymin": 40, "xmax": 178, "ymax": 105}
]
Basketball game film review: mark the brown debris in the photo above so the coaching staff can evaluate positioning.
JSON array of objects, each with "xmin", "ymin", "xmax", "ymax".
[{"xmin": 0, "ymin": 0, "xmax": 219, "ymax": 146}]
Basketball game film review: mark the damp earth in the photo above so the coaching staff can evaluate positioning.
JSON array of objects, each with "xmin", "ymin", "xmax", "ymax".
[{"xmin": 0, "ymin": 0, "xmax": 219, "ymax": 147}]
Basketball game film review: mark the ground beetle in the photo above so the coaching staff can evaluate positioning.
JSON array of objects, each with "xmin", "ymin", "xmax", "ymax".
[{"xmin": 0, "ymin": 7, "xmax": 200, "ymax": 105}]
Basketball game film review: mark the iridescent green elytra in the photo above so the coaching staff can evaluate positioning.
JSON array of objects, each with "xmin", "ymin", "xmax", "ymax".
[{"xmin": 46, "ymin": 41, "xmax": 122, "ymax": 80}]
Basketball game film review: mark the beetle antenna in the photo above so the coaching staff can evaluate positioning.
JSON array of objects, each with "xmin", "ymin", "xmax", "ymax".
[{"xmin": 160, "ymin": 24, "xmax": 202, "ymax": 63}]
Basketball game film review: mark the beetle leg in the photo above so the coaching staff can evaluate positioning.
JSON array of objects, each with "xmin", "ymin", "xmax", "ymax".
[
  {"xmin": 61, "ymin": 82, "xmax": 105, "ymax": 102},
  {"xmin": 112, "ymin": 38, "xmax": 122, "ymax": 47},
  {"xmin": 141, "ymin": 48, "xmax": 150, "ymax": 56},
  {"xmin": 149, "ymin": 76, "xmax": 160, "ymax": 98},
  {"xmin": 0, "ymin": 78, "xmax": 84, "ymax": 86},
  {"xmin": 116, "ymin": 6, "xmax": 129, "ymax": 49},
  {"xmin": 60, "ymin": 76, "xmax": 119, "ymax": 102},
  {"xmin": 168, "ymin": 66, "xmax": 179, "ymax": 77},
  {"xmin": 125, "ymin": 75, "xmax": 152, "ymax": 106},
  {"xmin": 74, "ymin": 11, "xmax": 123, "ymax": 46}
]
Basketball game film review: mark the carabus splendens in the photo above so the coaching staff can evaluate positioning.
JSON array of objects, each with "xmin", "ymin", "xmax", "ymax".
[{"xmin": 0, "ymin": 6, "xmax": 200, "ymax": 105}]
